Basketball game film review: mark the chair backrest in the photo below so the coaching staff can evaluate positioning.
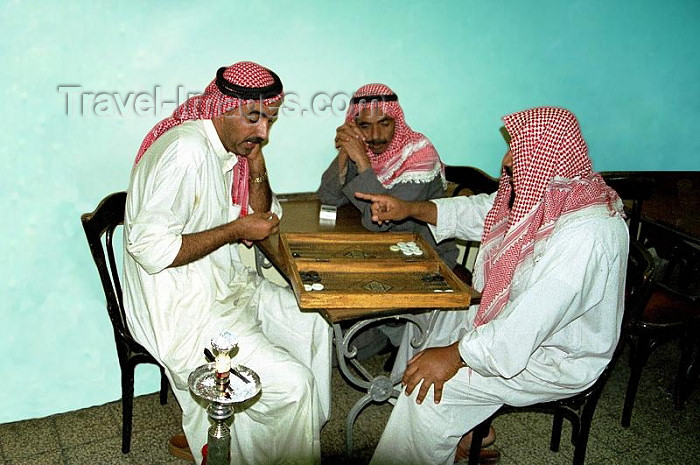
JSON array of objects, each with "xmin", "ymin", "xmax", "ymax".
[
  {"xmin": 81, "ymin": 191, "xmax": 132, "ymax": 344},
  {"xmin": 624, "ymin": 240, "xmax": 656, "ymax": 324},
  {"xmin": 444, "ymin": 165, "xmax": 499, "ymax": 198},
  {"xmin": 601, "ymin": 172, "xmax": 655, "ymax": 240}
]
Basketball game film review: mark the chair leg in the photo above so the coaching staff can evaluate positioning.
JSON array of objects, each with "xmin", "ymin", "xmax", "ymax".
[
  {"xmin": 549, "ymin": 412, "xmax": 564, "ymax": 452},
  {"xmin": 674, "ymin": 331, "xmax": 699, "ymax": 409},
  {"xmin": 686, "ymin": 333, "xmax": 700, "ymax": 398},
  {"xmin": 572, "ymin": 395, "xmax": 602, "ymax": 465},
  {"xmin": 685, "ymin": 337, "xmax": 700, "ymax": 406},
  {"xmin": 158, "ymin": 366, "xmax": 168, "ymax": 405},
  {"xmin": 121, "ymin": 364, "xmax": 136, "ymax": 454},
  {"xmin": 622, "ymin": 336, "xmax": 652, "ymax": 427},
  {"xmin": 468, "ymin": 417, "xmax": 493, "ymax": 465}
]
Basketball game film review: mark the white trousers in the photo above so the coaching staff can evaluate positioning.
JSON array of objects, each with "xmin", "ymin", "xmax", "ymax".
[
  {"xmin": 372, "ymin": 310, "xmax": 585, "ymax": 465},
  {"xmin": 169, "ymin": 280, "xmax": 332, "ymax": 465}
]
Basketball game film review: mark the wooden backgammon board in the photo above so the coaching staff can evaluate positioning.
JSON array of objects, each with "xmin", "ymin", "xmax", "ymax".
[{"xmin": 279, "ymin": 232, "xmax": 472, "ymax": 321}]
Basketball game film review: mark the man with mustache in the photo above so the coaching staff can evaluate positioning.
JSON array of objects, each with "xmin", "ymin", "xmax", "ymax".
[
  {"xmin": 318, "ymin": 83, "xmax": 458, "ymax": 363},
  {"xmin": 358, "ymin": 107, "xmax": 629, "ymax": 465},
  {"xmin": 123, "ymin": 61, "xmax": 331, "ymax": 464}
]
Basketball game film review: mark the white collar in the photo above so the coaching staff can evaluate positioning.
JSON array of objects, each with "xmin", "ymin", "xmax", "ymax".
[{"xmin": 202, "ymin": 119, "xmax": 238, "ymax": 172}]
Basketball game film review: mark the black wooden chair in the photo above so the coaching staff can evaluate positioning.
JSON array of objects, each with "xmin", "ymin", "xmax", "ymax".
[
  {"xmin": 601, "ymin": 172, "xmax": 655, "ymax": 240},
  {"xmin": 81, "ymin": 191, "xmax": 169, "ymax": 453},
  {"xmin": 443, "ymin": 165, "xmax": 499, "ymax": 285},
  {"xmin": 468, "ymin": 240, "xmax": 656, "ymax": 465},
  {"xmin": 621, "ymin": 219, "xmax": 700, "ymax": 426},
  {"xmin": 444, "ymin": 165, "xmax": 500, "ymax": 199}
]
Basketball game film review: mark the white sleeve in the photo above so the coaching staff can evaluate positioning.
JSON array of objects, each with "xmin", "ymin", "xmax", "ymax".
[
  {"xmin": 270, "ymin": 193, "xmax": 283, "ymax": 218},
  {"xmin": 457, "ymin": 220, "xmax": 615, "ymax": 378},
  {"xmin": 125, "ymin": 137, "xmax": 199, "ymax": 275},
  {"xmin": 428, "ymin": 192, "xmax": 495, "ymax": 243}
]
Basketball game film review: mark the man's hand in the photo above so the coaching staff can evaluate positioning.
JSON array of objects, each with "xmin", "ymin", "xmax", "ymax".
[
  {"xmin": 354, "ymin": 192, "xmax": 411, "ymax": 224},
  {"xmin": 355, "ymin": 192, "xmax": 439, "ymax": 226},
  {"xmin": 233, "ymin": 211, "xmax": 279, "ymax": 243},
  {"xmin": 335, "ymin": 121, "xmax": 370, "ymax": 172},
  {"xmin": 246, "ymin": 143, "xmax": 266, "ymax": 174},
  {"xmin": 402, "ymin": 342, "xmax": 464, "ymax": 404},
  {"xmin": 170, "ymin": 211, "xmax": 279, "ymax": 268},
  {"xmin": 245, "ymin": 144, "xmax": 273, "ymax": 214}
]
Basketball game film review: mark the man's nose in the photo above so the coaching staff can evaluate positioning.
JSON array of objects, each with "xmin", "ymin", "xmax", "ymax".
[
  {"xmin": 503, "ymin": 150, "xmax": 513, "ymax": 169},
  {"xmin": 370, "ymin": 124, "xmax": 380, "ymax": 141},
  {"xmin": 254, "ymin": 120, "xmax": 269, "ymax": 140}
]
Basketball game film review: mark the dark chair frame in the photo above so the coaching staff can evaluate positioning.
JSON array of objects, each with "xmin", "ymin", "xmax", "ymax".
[
  {"xmin": 444, "ymin": 165, "xmax": 500, "ymax": 199},
  {"xmin": 621, "ymin": 219, "xmax": 700, "ymax": 426},
  {"xmin": 600, "ymin": 172, "xmax": 655, "ymax": 239},
  {"xmin": 81, "ymin": 191, "xmax": 169, "ymax": 453},
  {"xmin": 468, "ymin": 241, "xmax": 656, "ymax": 465}
]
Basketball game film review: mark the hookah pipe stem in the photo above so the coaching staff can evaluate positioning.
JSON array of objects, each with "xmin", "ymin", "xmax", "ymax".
[{"xmin": 203, "ymin": 348, "xmax": 251, "ymax": 384}]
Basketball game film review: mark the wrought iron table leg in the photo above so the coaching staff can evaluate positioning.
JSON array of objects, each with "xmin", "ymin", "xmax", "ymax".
[
  {"xmin": 334, "ymin": 309, "xmax": 441, "ymax": 457},
  {"xmin": 253, "ymin": 245, "xmax": 272, "ymax": 277}
]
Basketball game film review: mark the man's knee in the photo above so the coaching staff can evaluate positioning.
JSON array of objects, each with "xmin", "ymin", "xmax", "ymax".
[{"xmin": 283, "ymin": 362, "xmax": 316, "ymax": 402}]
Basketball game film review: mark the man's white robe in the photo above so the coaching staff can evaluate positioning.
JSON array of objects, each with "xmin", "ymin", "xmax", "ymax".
[
  {"xmin": 123, "ymin": 120, "xmax": 332, "ymax": 465},
  {"xmin": 372, "ymin": 192, "xmax": 629, "ymax": 465}
]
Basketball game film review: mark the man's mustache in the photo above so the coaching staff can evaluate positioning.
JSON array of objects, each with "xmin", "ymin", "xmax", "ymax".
[
  {"xmin": 367, "ymin": 139, "xmax": 388, "ymax": 146},
  {"xmin": 246, "ymin": 137, "xmax": 266, "ymax": 145}
]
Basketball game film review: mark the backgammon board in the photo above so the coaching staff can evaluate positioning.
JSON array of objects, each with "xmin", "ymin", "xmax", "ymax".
[{"xmin": 279, "ymin": 232, "xmax": 472, "ymax": 321}]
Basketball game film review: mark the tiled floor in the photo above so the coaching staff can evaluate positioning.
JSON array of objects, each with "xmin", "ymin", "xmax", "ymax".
[{"xmin": 0, "ymin": 341, "xmax": 697, "ymax": 465}]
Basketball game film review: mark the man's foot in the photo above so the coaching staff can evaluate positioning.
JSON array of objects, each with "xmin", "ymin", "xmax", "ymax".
[
  {"xmin": 168, "ymin": 434, "xmax": 194, "ymax": 462},
  {"xmin": 454, "ymin": 426, "xmax": 496, "ymax": 462}
]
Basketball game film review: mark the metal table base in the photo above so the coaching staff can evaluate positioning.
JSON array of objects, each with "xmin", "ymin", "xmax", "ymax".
[{"xmin": 332, "ymin": 309, "xmax": 441, "ymax": 457}]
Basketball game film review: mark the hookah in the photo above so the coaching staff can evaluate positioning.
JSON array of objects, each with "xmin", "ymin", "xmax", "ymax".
[{"xmin": 188, "ymin": 331, "xmax": 261, "ymax": 465}]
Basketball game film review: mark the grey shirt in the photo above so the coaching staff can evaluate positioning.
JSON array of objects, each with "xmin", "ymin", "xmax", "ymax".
[{"xmin": 318, "ymin": 156, "xmax": 458, "ymax": 267}]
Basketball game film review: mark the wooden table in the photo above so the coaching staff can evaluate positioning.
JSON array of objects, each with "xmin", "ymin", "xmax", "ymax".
[
  {"xmin": 256, "ymin": 193, "xmax": 474, "ymax": 456},
  {"xmin": 256, "ymin": 193, "xmax": 367, "ymax": 277}
]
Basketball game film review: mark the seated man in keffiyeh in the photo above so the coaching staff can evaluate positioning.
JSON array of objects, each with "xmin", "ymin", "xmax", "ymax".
[
  {"xmin": 318, "ymin": 83, "xmax": 459, "ymax": 361},
  {"xmin": 123, "ymin": 61, "xmax": 331, "ymax": 465},
  {"xmin": 357, "ymin": 107, "xmax": 629, "ymax": 465}
]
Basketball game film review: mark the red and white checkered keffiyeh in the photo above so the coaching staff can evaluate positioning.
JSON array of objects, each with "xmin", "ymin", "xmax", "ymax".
[
  {"xmin": 345, "ymin": 83, "xmax": 445, "ymax": 189},
  {"xmin": 474, "ymin": 107, "xmax": 624, "ymax": 327},
  {"xmin": 133, "ymin": 61, "xmax": 283, "ymax": 216}
]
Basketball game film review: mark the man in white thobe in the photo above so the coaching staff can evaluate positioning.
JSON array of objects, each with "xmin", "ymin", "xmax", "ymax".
[
  {"xmin": 357, "ymin": 107, "xmax": 629, "ymax": 465},
  {"xmin": 123, "ymin": 61, "xmax": 331, "ymax": 465}
]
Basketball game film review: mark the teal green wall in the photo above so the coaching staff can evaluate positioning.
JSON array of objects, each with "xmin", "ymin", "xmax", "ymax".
[{"xmin": 1, "ymin": 0, "xmax": 698, "ymax": 423}]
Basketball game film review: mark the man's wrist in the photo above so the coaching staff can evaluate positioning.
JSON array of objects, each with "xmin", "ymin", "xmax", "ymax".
[
  {"xmin": 354, "ymin": 159, "xmax": 370, "ymax": 173},
  {"xmin": 459, "ymin": 355, "xmax": 468, "ymax": 368},
  {"xmin": 249, "ymin": 170, "xmax": 268, "ymax": 184},
  {"xmin": 408, "ymin": 201, "xmax": 427, "ymax": 221},
  {"xmin": 453, "ymin": 342, "xmax": 468, "ymax": 369}
]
